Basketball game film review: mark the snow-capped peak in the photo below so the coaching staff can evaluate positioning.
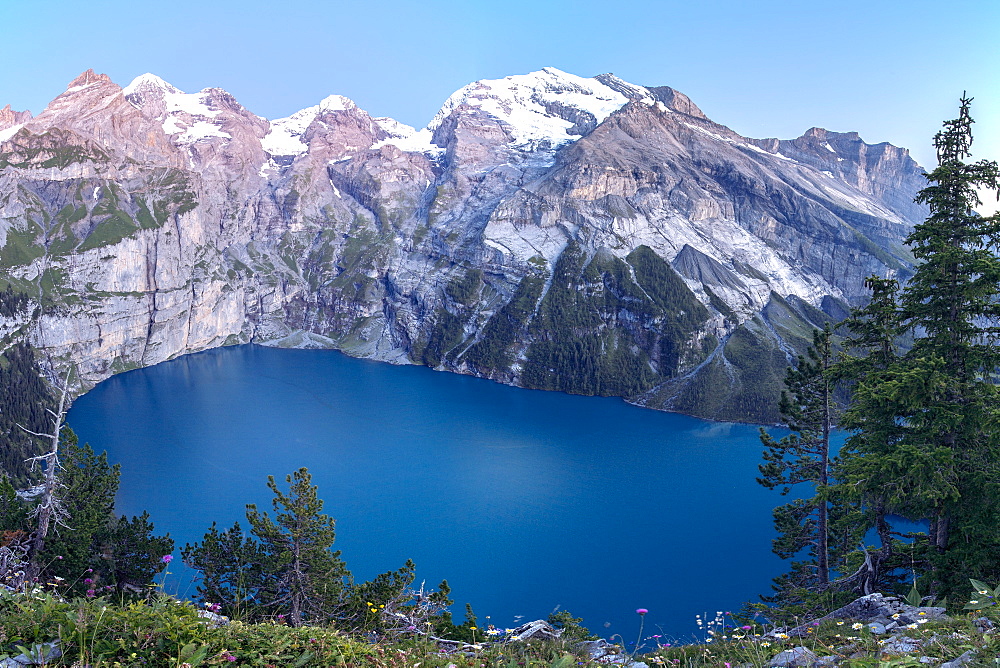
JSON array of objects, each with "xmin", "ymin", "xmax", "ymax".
[
  {"xmin": 123, "ymin": 73, "xmax": 181, "ymax": 99},
  {"xmin": 260, "ymin": 95, "xmax": 363, "ymax": 157},
  {"xmin": 318, "ymin": 94, "xmax": 356, "ymax": 113},
  {"xmin": 121, "ymin": 74, "xmax": 231, "ymax": 144},
  {"xmin": 427, "ymin": 67, "xmax": 651, "ymax": 151}
]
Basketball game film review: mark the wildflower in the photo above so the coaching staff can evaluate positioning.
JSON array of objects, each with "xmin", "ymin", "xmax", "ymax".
[
  {"xmin": 86, "ymin": 589, "xmax": 95, "ymax": 598},
  {"xmin": 917, "ymin": 618, "xmax": 929, "ymax": 624},
  {"xmin": 84, "ymin": 578, "xmax": 93, "ymax": 585},
  {"xmin": 906, "ymin": 623, "xmax": 918, "ymax": 629},
  {"xmin": 776, "ymin": 633, "xmax": 789, "ymax": 640},
  {"xmin": 636, "ymin": 608, "xmax": 648, "ymax": 615},
  {"xmin": 56, "ymin": 556, "xmax": 62, "ymax": 560},
  {"xmin": 760, "ymin": 642, "xmax": 771, "ymax": 648},
  {"xmin": 979, "ymin": 590, "xmax": 989, "ymax": 595},
  {"xmin": 740, "ymin": 625, "xmax": 751, "ymax": 631},
  {"xmin": 970, "ymin": 600, "xmax": 979, "ymax": 604},
  {"xmin": 836, "ymin": 620, "xmax": 845, "ymax": 625},
  {"xmin": 918, "ymin": 611, "xmax": 927, "ymax": 616},
  {"xmin": 161, "ymin": 555, "xmax": 173, "ymax": 563},
  {"xmin": 891, "ymin": 613, "xmax": 900, "ymax": 619},
  {"xmin": 852, "ymin": 623, "xmax": 863, "ymax": 630}
]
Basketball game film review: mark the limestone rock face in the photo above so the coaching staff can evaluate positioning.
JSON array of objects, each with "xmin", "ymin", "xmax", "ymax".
[{"xmin": 0, "ymin": 68, "xmax": 928, "ymax": 422}]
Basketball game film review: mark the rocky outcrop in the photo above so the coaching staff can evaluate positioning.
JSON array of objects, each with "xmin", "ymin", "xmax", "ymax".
[{"xmin": 0, "ymin": 67, "xmax": 927, "ymax": 422}]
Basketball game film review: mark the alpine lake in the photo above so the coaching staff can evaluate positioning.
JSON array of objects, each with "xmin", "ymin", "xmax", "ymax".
[{"xmin": 67, "ymin": 344, "xmax": 800, "ymax": 643}]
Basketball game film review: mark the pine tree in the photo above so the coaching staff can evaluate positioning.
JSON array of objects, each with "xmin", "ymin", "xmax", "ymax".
[
  {"xmin": 244, "ymin": 467, "xmax": 350, "ymax": 626},
  {"xmin": 834, "ymin": 276, "xmax": 912, "ymax": 593},
  {"xmin": 894, "ymin": 95, "xmax": 1000, "ymax": 593},
  {"xmin": 182, "ymin": 521, "xmax": 269, "ymax": 616},
  {"xmin": 758, "ymin": 326, "xmax": 846, "ymax": 591}
]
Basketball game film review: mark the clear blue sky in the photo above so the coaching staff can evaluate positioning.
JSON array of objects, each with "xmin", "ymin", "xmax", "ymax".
[{"xmin": 1, "ymin": 0, "xmax": 998, "ymax": 178}]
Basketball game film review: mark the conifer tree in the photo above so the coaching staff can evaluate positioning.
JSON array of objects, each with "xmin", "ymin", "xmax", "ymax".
[
  {"xmin": 894, "ymin": 95, "xmax": 1000, "ymax": 592},
  {"xmin": 759, "ymin": 325, "xmax": 848, "ymax": 592},
  {"xmin": 244, "ymin": 467, "xmax": 350, "ymax": 626},
  {"xmin": 834, "ymin": 276, "xmax": 910, "ymax": 593},
  {"xmin": 831, "ymin": 97, "xmax": 1000, "ymax": 597}
]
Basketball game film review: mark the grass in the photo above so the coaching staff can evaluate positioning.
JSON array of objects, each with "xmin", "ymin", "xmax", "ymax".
[{"xmin": 4, "ymin": 587, "xmax": 1000, "ymax": 667}]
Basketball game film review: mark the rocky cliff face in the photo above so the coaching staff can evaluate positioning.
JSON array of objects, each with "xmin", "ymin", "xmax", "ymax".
[{"xmin": 0, "ymin": 67, "xmax": 926, "ymax": 422}]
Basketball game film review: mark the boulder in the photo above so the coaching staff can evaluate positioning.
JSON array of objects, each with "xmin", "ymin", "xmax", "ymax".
[
  {"xmin": 788, "ymin": 593, "xmax": 948, "ymax": 636},
  {"xmin": 768, "ymin": 646, "xmax": 817, "ymax": 667}
]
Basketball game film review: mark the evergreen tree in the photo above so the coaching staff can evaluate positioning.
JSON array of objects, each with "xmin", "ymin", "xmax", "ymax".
[
  {"xmin": 182, "ymin": 521, "xmax": 270, "ymax": 617},
  {"xmin": 759, "ymin": 326, "xmax": 855, "ymax": 593},
  {"xmin": 246, "ymin": 467, "xmax": 350, "ymax": 626},
  {"xmin": 38, "ymin": 435, "xmax": 173, "ymax": 596},
  {"xmin": 185, "ymin": 468, "xmax": 351, "ymax": 626},
  {"xmin": 894, "ymin": 95, "xmax": 1000, "ymax": 593}
]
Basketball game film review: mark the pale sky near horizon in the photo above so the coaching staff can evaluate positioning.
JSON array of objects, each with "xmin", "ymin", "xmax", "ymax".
[{"xmin": 1, "ymin": 0, "xmax": 998, "ymax": 202}]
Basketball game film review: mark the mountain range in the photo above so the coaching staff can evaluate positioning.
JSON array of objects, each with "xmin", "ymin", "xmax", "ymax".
[{"xmin": 0, "ymin": 67, "xmax": 926, "ymax": 422}]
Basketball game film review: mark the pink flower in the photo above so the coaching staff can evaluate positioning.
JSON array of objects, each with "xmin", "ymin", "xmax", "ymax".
[
  {"xmin": 636, "ymin": 608, "xmax": 649, "ymax": 615},
  {"xmin": 161, "ymin": 555, "xmax": 173, "ymax": 563},
  {"xmin": 86, "ymin": 589, "xmax": 95, "ymax": 598},
  {"xmin": 741, "ymin": 625, "xmax": 752, "ymax": 631},
  {"xmin": 84, "ymin": 578, "xmax": 93, "ymax": 584}
]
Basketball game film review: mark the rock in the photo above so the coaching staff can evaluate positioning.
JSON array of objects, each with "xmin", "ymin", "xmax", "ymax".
[
  {"xmin": 940, "ymin": 649, "xmax": 976, "ymax": 668},
  {"xmin": 789, "ymin": 593, "xmax": 949, "ymax": 636},
  {"xmin": 508, "ymin": 620, "xmax": 562, "ymax": 642},
  {"xmin": 813, "ymin": 656, "xmax": 838, "ymax": 667},
  {"xmin": 973, "ymin": 617, "xmax": 995, "ymax": 633},
  {"xmin": 576, "ymin": 639, "xmax": 617, "ymax": 661},
  {"xmin": 768, "ymin": 646, "xmax": 817, "ymax": 667},
  {"xmin": 881, "ymin": 635, "xmax": 923, "ymax": 655},
  {"xmin": 867, "ymin": 622, "xmax": 886, "ymax": 634},
  {"xmin": 0, "ymin": 642, "xmax": 61, "ymax": 666},
  {"xmin": 197, "ymin": 609, "xmax": 230, "ymax": 627}
]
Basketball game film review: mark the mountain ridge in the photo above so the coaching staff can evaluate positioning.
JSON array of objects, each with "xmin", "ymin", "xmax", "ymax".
[{"xmin": 0, "ymin": 67, "xmax": 926, "ymax": 422}]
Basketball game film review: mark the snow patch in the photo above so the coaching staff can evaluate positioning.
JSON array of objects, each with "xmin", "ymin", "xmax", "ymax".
[
  {"xmin": 261, "ymin": 95, "xmax": 361, "ymax": 156},
  {"xmin": 123, "ymin": 73, "xmax": 181, "ymax": 99},
  {"xmin": 371, "ymin": 118, "xmax": 443, "ymax": 156},
  {"xmin": 0, "ymin": 124, "xmax": 23, "ymax": 143},
  {"xmin": 427, "ymin": 67, "xmax": 650, "ymax": 151}
]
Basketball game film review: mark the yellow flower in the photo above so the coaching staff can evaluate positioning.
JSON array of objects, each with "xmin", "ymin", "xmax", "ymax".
[{"xmin": 918, "ymin": 612, "xmax": 927, "ymax": 616}]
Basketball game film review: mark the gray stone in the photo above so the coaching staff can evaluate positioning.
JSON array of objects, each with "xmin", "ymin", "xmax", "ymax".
[
  {"xmin": 197, "ymin": 609, "xmax": 230, "ymax": 627},
  {"xmin": 973, "ymin": 616, "xmax": 995, "ymax": 633},
  {"xmin": 866, "ymin": 622, "xmax": 886, "ymax": 634},
  {"xmin": 881, "ymin": 636, "xmax": 923, "ymax": 655},
  {"xmin": 768, "ymin": 646, "xmax": 818, "ymax": 667},
  {"xmin": 508, "ymin": 620, "xmax": 561, "ymax": 642},
  {"xmin": 940, "ymin": 650, "xmax": 976, "ymax": 668},
  {"xmin": 0, "ymin": 643, "xmax": 61, "ymax": 666},
  {"xmin": 789, "ymin": 593, "xmax": 949, "ymax": 636},
  {"xmin": 814, "ymin": 656, "xmax": 838, "ymax": 667}
]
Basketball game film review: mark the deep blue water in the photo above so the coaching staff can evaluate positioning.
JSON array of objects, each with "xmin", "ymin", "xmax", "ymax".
[{"xmin": 67, "ymin": 344, "xmax": 790, "ymax": 642}]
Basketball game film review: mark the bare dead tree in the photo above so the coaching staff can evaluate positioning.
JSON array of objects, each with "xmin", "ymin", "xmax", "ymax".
[{"xmin": 18, "ymin": 367, "xmax": 73, "ymax": 581}]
